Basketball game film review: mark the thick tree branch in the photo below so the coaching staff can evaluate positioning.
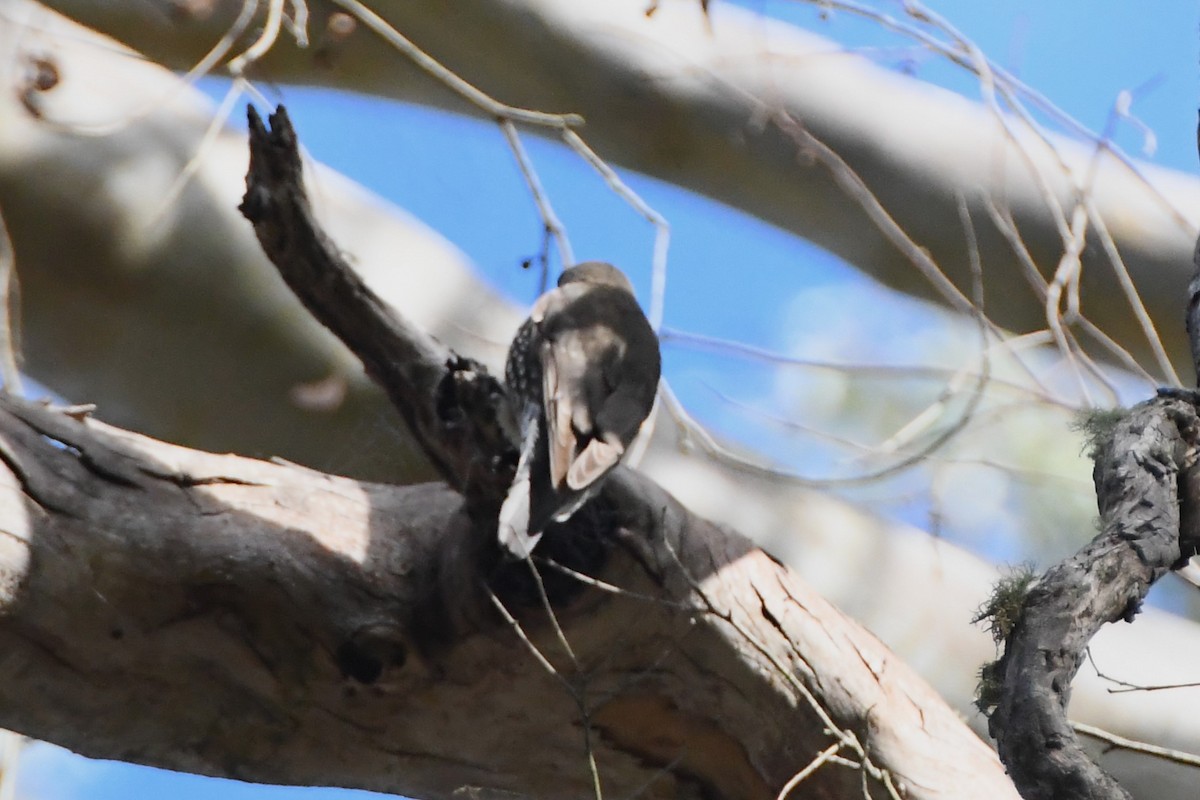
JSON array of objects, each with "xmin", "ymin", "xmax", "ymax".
[
  {"xmin": 0, "ymin": 98, "xmax": 1030, "ymax": 799},
  {"xmin": 0, "ymin": 393, "xmax": 1018, "ymax": 799},
  {"xmin": 984, "ymin": 395, "xmax": 1200, "ymax": 799},
  {"xmin": 984, "ymin": 180, "xmax": 1200, "ymax": 800},
  {"xmin": 9, "ymin": 11, "xmax": 1200, "ymax": 798}
]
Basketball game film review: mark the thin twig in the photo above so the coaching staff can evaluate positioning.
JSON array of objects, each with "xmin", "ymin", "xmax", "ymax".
[
  {"xmin": 485, "ymin": 585, "xmax": 569, "ymax": 685},
  {"xmin": 805, "ymin": 0, "xmax": 1192, "ymax": 231},
  {"xmin": 775, "ymin": 113, "xmax": 974, "ymax": 315},
  {"xmin": 485, "ymin": 583, "xmax": 604, "ymax": 800},
  {"xmin": 1073, "ymin": 721, "xmax": 1200, "ymax": 770},
  {"xmin": 870, "ymin": 194, "xmax": 991, "ymax": 457},
  {"xmin": 228, "ymin": 0, "xmax": 292, "ymax": 75},
  {"xmin": 284, "ymin": 0, "xmax": 311, "ymax": 47},
  {"xmin": 148, "ymin": 76, "xmax": 250, "ymax": 231},
  {"xmin": 802, "ymin": 0, "xmax": 1185, "ymax": 400},
  {"xmin": 792, "ymin": 0, "xmax": 1181, "ymax": 399},
  {"xmin": 521, "ymin": 554, "xmax": 579, "ymax": 666},
  {"xmin": 983, "ymin": 199, "xmax": 1152, "ymax": 393},
  {"xmin": 500, "ymin": 121, "xmax": 574, "ymax": 269},
  {"xmin": 661, "ymin": 326, "xmax": 1068, "ymax": 404},
  {"xmin": 1084, "ymin": 648, "xmax": 1200, "ymax": 694},
  {"xmin": 1083, "ymin": 195, "xmax": 1180, "ymax": 386},
  {"xmin": 536, "ymin": 556, "xmax": 691, "ymax": 609},
  {"xmin": 330, "ymin": 0, "xmax": 583, "ymax": 128},
  {"xmin": 660, "ymin": 537, "xmax": 904, "ymax": 794},
  {"xmin": 561, "ymin": 130, "xmax": 672, "ymax": 331},
  {"xmin": 659, "ymin": 538, "xmax": 861, "ymax": 759},
  {"xmin": 1045, "ymin": 201, "xmax": 1094, "ymax": 403},
  {"xmin": 776, "ymin": 741, "xmax": 844, "ymax": 799}
]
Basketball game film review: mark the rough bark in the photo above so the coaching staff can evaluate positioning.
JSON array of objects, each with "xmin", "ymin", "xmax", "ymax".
[
  {"xmin": 0, "ymin": 391, "xmax": 1018, "ymax": 800},
  {"xmin": 7, "ymin": 12, "xmax": 1200, "ymax": 796},
  {"xmin": 984, "ymin": 147, "xmax": 1200, "ymax": 799},
  {"xmin": 0, "ymin": 0, "xmax": 1022, "ymax": 732},
  {"xmin": 128, "ymin": 99, "xmax": 1010, "ymax": 798},
  {"xmin": 985, "ymin": 395, "xmax": 1200, "ymax": 799},
  {"xmin": 238, "ymin": 104, "xmax": 510, "ymax": 513},
  {"xmin": 0, "ymin": 81, "xmax": 1030, "ymax": 796}
]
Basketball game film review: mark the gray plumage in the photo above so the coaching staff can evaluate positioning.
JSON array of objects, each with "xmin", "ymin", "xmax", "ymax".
[{"xmin": 498, "ymin": 262, "xmax": 661, "ymax": 557}]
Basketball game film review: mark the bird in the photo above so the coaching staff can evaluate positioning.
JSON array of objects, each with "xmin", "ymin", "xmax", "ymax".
[{"xmin": 498, "ymin": 262, "xmax": 661, "ymax": 558}]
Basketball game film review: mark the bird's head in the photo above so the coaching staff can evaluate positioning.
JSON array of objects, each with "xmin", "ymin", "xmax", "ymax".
[{"xmin": 558, "ymin": 261, "xmax": 635, "ymax": 294}]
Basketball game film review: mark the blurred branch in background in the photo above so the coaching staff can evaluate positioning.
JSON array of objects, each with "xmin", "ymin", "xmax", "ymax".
[{"xmin": 3, "ymin": 0, "xmax": 1200, "ymax": 798}]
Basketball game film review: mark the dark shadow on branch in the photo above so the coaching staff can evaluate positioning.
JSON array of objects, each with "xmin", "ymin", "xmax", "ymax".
[
  {"xmin": 236, "ymin": 103, "xmax": 647, "ymax": 604},
  {"xmin": 0, "ymin": 98, "xmax": 1024, "ymax": 800}
]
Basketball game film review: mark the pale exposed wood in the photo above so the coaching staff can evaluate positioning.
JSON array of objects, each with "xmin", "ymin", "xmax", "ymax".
[
  {"xmin": 3, "ymin": 7, "xmax": 1200, "ymax": 798},
  {"xmin": 0, "ymin": 396, "xmax": 1018, "ymax": 799}
]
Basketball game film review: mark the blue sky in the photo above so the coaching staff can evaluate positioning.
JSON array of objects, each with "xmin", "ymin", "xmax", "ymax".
[{"xmin": 15, "ymin": 1, "xmax": 1200, "ymax": 798}]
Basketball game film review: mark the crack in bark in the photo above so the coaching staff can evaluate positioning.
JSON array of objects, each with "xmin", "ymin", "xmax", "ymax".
[
  {"xmin": 0, "ymin": 93, "xmax": 1025, "ymax": 800},
  {"xmin": 6, "ymin": 402, "xmax": 149, "ymax": 489},
  {"xmin": 0, "ymin": 426, "xmax": 69, "ymax": 515},
  {"xmin": 138, "ymin": 467, "xmax": 267, "ymax": 488}
]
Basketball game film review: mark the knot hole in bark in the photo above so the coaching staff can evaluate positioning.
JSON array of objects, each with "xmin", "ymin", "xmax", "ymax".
[{"xmin": 336, "ymin": 621, "xmax": 408, "ymax": 684}]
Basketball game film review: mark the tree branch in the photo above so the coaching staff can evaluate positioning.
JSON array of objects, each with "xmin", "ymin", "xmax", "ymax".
[
  {"xmin": 9, "ymin": 10, "xmax": 1200, "ymax": 797},
  {"xmin": 0, "ymin": 98, "xmax": 1029, "ymax": 799},
  {"xmin": 38, "ymin": 0, "xmax": 1200, "ymax": 374},
  {"xmin": 238, "ymin": 104, "xmax": 511, "ymax": 517},
  {"xmin": 984, "ymin": 395, "xmax": 1200, "ymax": 799},
  {"xmin": 0, "ymin": 393, "xmax": 1017, "ymax": 799},
  {"xmin": 229, "ymin": 98, "xmax": 1015, "ymax": 798}
]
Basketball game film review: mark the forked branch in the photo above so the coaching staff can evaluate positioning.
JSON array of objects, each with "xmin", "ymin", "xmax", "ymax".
[
  {"xmin": 981, "ymin": 229, "xmax": 1200, "ymax": 797},
  {"xmin": 0, "ymin": 102, "xmax": 1020, "ymax": 800}
]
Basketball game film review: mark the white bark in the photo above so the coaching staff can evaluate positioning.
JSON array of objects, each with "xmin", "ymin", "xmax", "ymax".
[
  {"xmin": 1, "ymin": 2, "xmax": 1198, "ymax": 797},
  {"xmin": 32, "ymin": 0, "xmax": 1200, "ymax": 375}
]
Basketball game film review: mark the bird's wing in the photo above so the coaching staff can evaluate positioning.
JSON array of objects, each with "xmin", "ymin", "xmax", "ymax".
[
  {"xmin": 542, "ymin": 338, "xmax": 583, "ymax": 491},
  {"xmin": 564, "ymin": 377, "xmax": 649, "ymax": 491},
  {"xmin": 565, "ymin": 433, "xmax": 625, "ymax": 491}
]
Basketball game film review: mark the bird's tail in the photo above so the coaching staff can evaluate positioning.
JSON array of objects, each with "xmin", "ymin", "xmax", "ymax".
[
  {"xmin": 498, "ymin": 405, "xmax": 546, "ymax": 559},
  {"xmin": 498, "ymin": 468, "xmax": 543, "ymax": 558}
]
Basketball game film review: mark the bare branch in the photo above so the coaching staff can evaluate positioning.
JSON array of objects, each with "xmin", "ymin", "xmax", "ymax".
[
  {"xmin": 238, "ymin": 104, "xmax": 513, "ymax": 517},
  {"xmin": 226, "ymin": 102, "xmax": 1018, "ymax": 798},
  {"xmin": 39, "ymin": 0, "xmax": 1200, "ymax": 374},
  {"xmin": 0, "ymin": 392, "xmax": 1017, "ymax": 799},
  {"xmin": 984, "ymin": 395, "xmax": 1200, "ymax": 799},
  {"xmin": 1073, "ymin": 721, "xmax": 1200, "ymax": 771}
]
